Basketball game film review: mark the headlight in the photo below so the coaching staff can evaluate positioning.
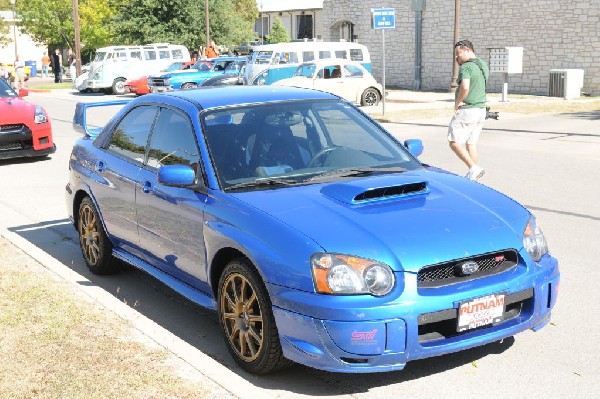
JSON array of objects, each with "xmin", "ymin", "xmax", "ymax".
[
  {"xmin": 34, "ymin": 106, "xmax": 48, "ymax": 124},
  {"xmin": 311, "ymin": 253, "xmax": 395, "ymax": 296},
  {"xmin": 523, "ymin": 216, "xmax": 548, "ymax": 262}
]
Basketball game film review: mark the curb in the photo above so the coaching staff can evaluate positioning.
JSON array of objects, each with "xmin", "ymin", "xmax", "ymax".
[{"xmin": 0, "ymin": 206, "xmax": 276, "ymax": 399}]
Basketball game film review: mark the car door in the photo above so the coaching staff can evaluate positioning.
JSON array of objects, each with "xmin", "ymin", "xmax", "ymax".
[
  {"xmin": 135, "ymin": 107, "xmax": 208, "ymax": 287},
  {"xmin": 316, "ymin": 63, "xmax": 355, "ymax": 102},
  {"xmin": 94, "ymin": 105, "xmax": 159, "ymax": 254}
]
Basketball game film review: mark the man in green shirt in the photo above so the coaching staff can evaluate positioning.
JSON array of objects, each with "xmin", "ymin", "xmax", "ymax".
[{"xmin": 448, "ymin": 40, "xmax": 490, "ymax": 181}]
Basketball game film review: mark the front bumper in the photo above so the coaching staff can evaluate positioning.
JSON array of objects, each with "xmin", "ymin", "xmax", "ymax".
[
  {"xmin": 270, "ymin": 254, "xmax": 559, "ymax": 373},
  {"xmin": 0, "ymin": 143, "xmax": 56, "ymax": 160}
]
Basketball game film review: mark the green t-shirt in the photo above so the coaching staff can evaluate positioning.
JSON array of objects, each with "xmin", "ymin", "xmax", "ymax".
[{"xmin": 456, "ymin": 57, "xmax": 489, "ymax": 108}]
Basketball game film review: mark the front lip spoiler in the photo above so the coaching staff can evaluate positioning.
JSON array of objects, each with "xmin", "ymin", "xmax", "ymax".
[{"xmin": 0, "ymin": 143, "xmax": 56, "ymax": 160}]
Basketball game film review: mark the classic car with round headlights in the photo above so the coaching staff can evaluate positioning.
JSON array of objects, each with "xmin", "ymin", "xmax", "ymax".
[{"xmin": 66, "ymin": 86, "xmax": 559, "ymax": 374}]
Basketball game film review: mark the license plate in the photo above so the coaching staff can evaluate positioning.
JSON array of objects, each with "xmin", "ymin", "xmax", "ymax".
[{"xmin": 457, "ymin": 293, "xmax": 505, "ymax": 332}]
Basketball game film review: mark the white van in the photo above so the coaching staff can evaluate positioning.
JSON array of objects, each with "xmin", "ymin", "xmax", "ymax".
[
  {"xmin": 244, "ymin": 41, "xmax": 371, "ymax": 86},
  {"xmin": 85, "ymin": 43, "xmax": 190, "ymax": 94}
]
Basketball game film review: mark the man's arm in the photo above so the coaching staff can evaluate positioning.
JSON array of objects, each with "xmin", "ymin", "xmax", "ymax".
[{"xmin": 454, "ymin": 78, "xmax": 470, "ymax": 111}]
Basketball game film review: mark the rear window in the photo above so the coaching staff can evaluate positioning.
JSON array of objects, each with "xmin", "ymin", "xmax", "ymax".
[{"xmin": 349, "ymin": 49, "xmax": 364, "ymax": 62}]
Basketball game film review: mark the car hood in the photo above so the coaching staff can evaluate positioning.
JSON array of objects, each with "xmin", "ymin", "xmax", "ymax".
[
  {"xmin": 0, "ymin": 97, "xmax": 34, "ymax": 122},
  {"xmin": 232, "ymin": 169, "xmax": 529, "ymax": 272}
]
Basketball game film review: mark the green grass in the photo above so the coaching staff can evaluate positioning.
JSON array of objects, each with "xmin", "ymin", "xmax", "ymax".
[
  {"xmin": 0, "ymin": 237, "xmax": 215, "ymax": 398},
  {"xmin": 29, "ymin": 82, "xmax": 73, "ymax": 90}
]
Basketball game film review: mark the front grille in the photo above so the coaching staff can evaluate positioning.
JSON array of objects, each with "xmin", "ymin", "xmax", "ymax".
[
  {"xmin": 417, "ymin": 249, "xmax": 519, "ymax": 288},
  {"xmin": 0, "ymin": 123, "xmax": 27, "ymax": 133},
  {"xmin": 418, "ymin": 288, "xmax": 534, "ymax": 343},
  {"xmin": 151, "ymin": 78, "xmax": 167, "ymax": 87}
]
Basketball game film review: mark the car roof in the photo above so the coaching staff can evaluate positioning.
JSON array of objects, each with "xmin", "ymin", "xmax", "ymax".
[
  {"xmin": 299, "ymin": 58, "xmax": 364, "ymax": 68},
  {"xmin": 142, "ymin": 86, "xmax": 338, "ymax": 110}
]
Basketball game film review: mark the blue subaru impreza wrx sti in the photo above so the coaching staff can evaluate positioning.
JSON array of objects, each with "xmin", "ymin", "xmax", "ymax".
[{"xmin": 66, "ymin": 86, "xmax": 559, "ymax": 374}]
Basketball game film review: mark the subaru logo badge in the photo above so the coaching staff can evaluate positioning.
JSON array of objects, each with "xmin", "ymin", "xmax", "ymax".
[{"xmin": 458, "ymin": 261, "xmax": 479, "ymax": 276}]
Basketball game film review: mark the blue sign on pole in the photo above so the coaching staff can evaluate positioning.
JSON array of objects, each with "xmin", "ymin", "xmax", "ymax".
[{"xmin": 372, "ymin": 8, "xmax": 396, "ymax": 29}]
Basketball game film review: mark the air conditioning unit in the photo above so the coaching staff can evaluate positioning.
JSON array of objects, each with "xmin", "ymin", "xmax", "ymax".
[{"xmin": 548, "ymin": 69, "xmax": 584, "ymax": 99}]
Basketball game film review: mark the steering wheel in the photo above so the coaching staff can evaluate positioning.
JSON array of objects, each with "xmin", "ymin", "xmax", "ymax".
[{"xmin": 307, "ymin": 146, "xmax": 339, "ymax": 168}]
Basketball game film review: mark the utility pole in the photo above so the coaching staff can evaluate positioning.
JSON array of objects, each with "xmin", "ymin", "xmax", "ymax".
[
  {"xmin": 205, "ymin": 0, "xmax": 210, "ymax": 48},
  {"xmin": 449, "ymin": 0, "xmax": 461, "ymax": 92},
  {"xmin": 72, "ymin": 0, "xmax": 82, "ymax": 76},
  {"xmin": 10, "ymin": 0, "xmax": 17, "ymax": 58}
]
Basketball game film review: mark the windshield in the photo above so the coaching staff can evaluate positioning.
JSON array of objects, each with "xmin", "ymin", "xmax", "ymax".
[
  {"xmin": 294, "ymin": 64, "xmax": 316, "ymax": 78},
  {"xmin": 203, "ymin": 100, "xmax": 421, "ymax": 191},
  {"xmin": 253, "ymin": 51, "xmax": 273, "ymax": 65},
  {"xmin": 164, "ymin": 62, "xmax": 185, "ymax": 72},
  {"xmin": 0, "ymin": 78, "xmax": 17, "ymax": 97},
  {"xmin": 93, "ymin": 51, "xmax": 107, "ymax": 62},
  {"xmin": 193, "ymin": 61, "xmax": 213, "ymax": 71}
]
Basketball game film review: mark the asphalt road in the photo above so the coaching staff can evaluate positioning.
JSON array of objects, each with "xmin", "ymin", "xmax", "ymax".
[{"xmin": 1, "ymin": 89, "xmax": 599, "ymax": 399}]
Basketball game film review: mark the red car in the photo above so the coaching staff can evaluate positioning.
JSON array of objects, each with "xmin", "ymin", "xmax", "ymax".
[
  {"xmin": 0, "ymin": 78, "xmax": 55, "ymax": 160},
  {"xmin": 124, "ymin": 61, "xmax": 197, "ymax": 95}
]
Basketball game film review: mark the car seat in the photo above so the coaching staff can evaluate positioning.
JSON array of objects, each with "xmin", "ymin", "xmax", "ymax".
[{"xmin": 248, "ymin": 123, "xmax": 305, "ymax": 172}]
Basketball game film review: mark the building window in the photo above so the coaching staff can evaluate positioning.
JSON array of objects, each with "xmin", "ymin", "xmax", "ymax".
[{"xmin": 297, "ymin": 14, "xmax": 313, "ymax": 39}]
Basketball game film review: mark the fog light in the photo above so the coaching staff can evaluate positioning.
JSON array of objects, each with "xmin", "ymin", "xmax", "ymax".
[{"xmin": 39, "ymin": 137, "xmax": 49, "ymax": 144}]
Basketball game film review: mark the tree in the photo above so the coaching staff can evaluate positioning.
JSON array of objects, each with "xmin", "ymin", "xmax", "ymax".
[
  {"xmin": 10, "ymin": 0, "xmax": 115, "ymax": 52},
  {"xmin": 111, "ymin": 0, "xmax": 259, "ymax": 52},
  {"xmin": 266, "ymin": 17, "xmax": 289, "ymax": 44},
  {"xmin": 0, "ymin": 0, "xmax": 11, "ymax": 47}
]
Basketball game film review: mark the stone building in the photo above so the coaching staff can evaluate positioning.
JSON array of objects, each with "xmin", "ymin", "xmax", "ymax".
[
  {"xmin": 256, "ymin": 0, "xmax": 325, "ymax": 42},
  {"xmin": 321, "ymin": 0, "xmax": 600, "ymax": 95}
]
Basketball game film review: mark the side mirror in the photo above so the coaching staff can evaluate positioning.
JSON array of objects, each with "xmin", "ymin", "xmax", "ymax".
[
  {"xmin": 404, "ymin": 139, "xmax": 424, "ymax": 157},
  {"xmin": 158, "ymin": 164, "xmax": 196, "ymax": 186},
  {"xmin": 18, "ymin": 88, "xmax": 29, "ymax": 98}
]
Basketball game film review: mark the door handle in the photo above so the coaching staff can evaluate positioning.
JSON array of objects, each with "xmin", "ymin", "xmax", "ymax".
[
  {"xmin": 95, "ymin": 161, "xmax": 106, "ymax": 172},
  {"xmin": 141, "ymin": 180, "xmax": 152, "ymax": 194}
]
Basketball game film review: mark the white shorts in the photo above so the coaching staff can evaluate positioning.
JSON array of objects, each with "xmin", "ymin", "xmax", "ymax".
[{"xmin": 448, "ymin": 107, "xmax": 486, "ymax": 144}]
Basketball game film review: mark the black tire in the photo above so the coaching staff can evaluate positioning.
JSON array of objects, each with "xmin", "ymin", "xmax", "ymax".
[
  {"xmin": 361, "ymin": 87, "xmax": 381, "ymax": 107},
  {"xmin": 181, "ymin": 82, "xmax": 197, "ymax": 90},
  {"xmin": 218, "ymin": 258, "xmax": 291, "ymax": 374},
  {"xmin": 112, "ymin": 78, "xmax": 126, "ymax": 95},
  {"xmin": 77, "ymin": 197, "xmax": 118, "ymax": 275}
]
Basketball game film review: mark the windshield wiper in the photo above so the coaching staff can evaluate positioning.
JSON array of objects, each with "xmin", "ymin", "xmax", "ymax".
[
  {"xmin": 226, "ymin": 178, "xmax": 298, "ymax": 191},
  {"xmin": 303, "ymin": 167, "xmax": 408, "ymax": 182}
]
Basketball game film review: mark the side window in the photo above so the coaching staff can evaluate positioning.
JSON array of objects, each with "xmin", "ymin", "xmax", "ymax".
[
  {"xmin": 349, "ymin": 49, "xmax": 364, "ymax": 62},
  {"xmin": 159, "ymin": 50, "xmax": 170, "ymax": 59},
  {"xmin": 344, "ymin": 65, "xmax": 363, "ymax": 78},
  {"xmin": 144, "ymin": 50, "xmax": 157, "ymax": 61},
  {"xmin": 171, "ymin": 49, "xmax": 184, "ymax": 59},
  {"xmin": 318, "ymin": 50, "xmax": 331, "ymax": 59},
  {"xmin": 147, "ymin": 108, "xmax": 200, "ymax": 170},
  {"xmin": 303, "ymin": 51, "xmax": 315, "ymax": 62},
  {"xmin": 130, "ymin": 50, "xmax": 142, "ymax": 60},
  {"xmin": 334, "ymin": 50, "xmax": 347, "ymax": 59},
  {"xmin": 107, "ymin": 106, "xmax": 159, "ymax": 164}
]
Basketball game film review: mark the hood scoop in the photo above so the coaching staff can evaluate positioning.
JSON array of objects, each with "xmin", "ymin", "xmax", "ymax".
[{"xmin": 321, "ymin": 180, "xmax": 429, "ymax": 205}]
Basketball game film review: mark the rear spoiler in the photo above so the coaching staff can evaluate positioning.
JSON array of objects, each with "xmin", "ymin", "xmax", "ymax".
[{"xmin": 73, "ymin": 100, "xmax": 131, "ymax": 137}]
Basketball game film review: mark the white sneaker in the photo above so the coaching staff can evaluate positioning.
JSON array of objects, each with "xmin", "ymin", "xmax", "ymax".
[{"xmin": 467, "ymin": 165, "xmax": 485, "ymax": 181}]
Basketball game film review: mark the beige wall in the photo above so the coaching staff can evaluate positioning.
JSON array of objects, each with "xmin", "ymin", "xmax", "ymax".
[{"xmin": 322, "ymin": 0, "xmax": 600, "ymax": 95}]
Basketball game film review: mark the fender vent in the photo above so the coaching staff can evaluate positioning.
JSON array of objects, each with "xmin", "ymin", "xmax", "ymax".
[{"xmin": 354, "ymin": 182, "xmax": 427, "ymax": 202}]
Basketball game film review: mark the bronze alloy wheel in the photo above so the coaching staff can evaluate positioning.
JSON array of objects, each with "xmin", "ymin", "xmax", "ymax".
[
  {"xmin": 77, "ymin": 197, "xmax": 116, "ymax": 275},
  {"xmin": 220, "ymin": 271, "xmax": 264, "ymax": 362},
  {"xmin": 79, "ymin": 202, "xmax": 101, "ymax": 267}
]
